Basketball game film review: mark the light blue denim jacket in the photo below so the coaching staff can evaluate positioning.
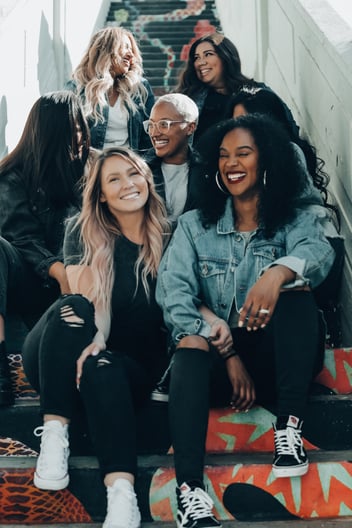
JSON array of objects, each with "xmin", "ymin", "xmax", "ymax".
[{"xmin": 156, "ymin": 198, "xmax": 335, "ymax": 343}]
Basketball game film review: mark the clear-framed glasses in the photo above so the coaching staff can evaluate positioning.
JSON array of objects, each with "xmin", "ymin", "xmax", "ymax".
[{"xmin": 143, "ymin": 119, "xmax": 186, "ymax": 134}]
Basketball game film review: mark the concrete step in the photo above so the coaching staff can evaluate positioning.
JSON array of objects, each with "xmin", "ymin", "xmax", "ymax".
[
  {"xmin": 104, "ymin": 0, "xmax": 222, "ymax": 95},
  {"xmin": 1, "ymin": 451, "xmax": 352, "ymax": 524},
  {"xmin": 6, "ymin": 522, "xmax": 352, "ymax": 528},
  {"xmin": 2, "ymin": 393, "xmax": 352, "ymax": 457},
  {"xmin": 2, "ymin": 317, "xmax": 352, "ymax": 524}
]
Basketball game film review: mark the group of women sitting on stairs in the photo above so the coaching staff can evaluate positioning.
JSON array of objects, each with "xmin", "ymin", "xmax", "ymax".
[{"xmin": 0, "ymin": 27, "xmax": 344, "ymax": 528}]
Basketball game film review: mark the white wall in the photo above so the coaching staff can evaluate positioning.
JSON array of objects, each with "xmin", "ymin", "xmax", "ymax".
[
  {"xmin": 0, "ymin": 0, "xmax": 110, "ymax": 155},
  {"xmin": 217, "ymin": 0, "xmax": 352, "ymax": 344}
]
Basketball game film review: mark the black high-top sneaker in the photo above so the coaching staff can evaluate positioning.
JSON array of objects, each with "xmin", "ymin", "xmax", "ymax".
[
  {"xmin": 150, "ymin": 359, "xmax": 173, "ymax": 403},
  {"xmin": 0, "ymin": 342, "xmax": 14, "ymax": 406},
  {"xmin": 272, "ymin": 415, "xmax": 308, "ymax": 478},
  {"xmin": 176, "ymin": 481, "xmax": 221, "ymax": 528}
]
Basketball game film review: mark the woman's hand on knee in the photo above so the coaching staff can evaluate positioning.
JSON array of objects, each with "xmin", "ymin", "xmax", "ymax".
[
  {"xmin": 226, "ymin": 356, "xmax": 256, "ymax": 412},
  {"xmin": 208, "ymin": 318, "xmax": 233, "ymax": 356},
  {"xmin": 76, "ymin": 342, "xmax": 104, "ymax": 389}
]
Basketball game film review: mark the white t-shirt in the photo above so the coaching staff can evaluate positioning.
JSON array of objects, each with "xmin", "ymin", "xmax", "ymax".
[
  {"xmin": 104, "ymin": 97, "xmax": 129, "ymax": 148},
  {"xmin": 161, "ymin": 162, "xmax": 189, "ymax": 221}
]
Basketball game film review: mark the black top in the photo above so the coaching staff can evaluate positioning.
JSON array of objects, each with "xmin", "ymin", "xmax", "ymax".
[
  {"xmin": 107, "ymin": 236, "xmax": 166, "ymax": 370},
  {"xmin": 194, "ymin": 90, "xmax": 232, "ymax": 145},
  {"xmin": 0, "ymin": 170, "xmax": 79, "ymax": 282},
  {"xmin": 63, "ymin": 218, "xmax": 167, "ymax": 375}
]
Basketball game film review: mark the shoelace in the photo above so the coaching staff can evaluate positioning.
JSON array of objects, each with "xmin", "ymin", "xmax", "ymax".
[
  {"xmin": 180, "ymin": 487, "xmax": 214, "ymax": 520},
  {"xmin": 274, "ymin": 426, "xmax": 303, "ymax": 463},
  {"xmin": 34, "ymin": 426, "xmax": 69, "ymax": 464},
  {"xmin": 34, "ymin": 426, "xmax": 69, "ymax": 445},
  {"xmin": 106, "ymin": 485, "xmax": 140, "ymax": 527}
]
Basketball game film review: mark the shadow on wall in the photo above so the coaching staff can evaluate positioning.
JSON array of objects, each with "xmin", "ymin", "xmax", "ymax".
[
  {"xmin": 0, "ymin": 97, "xmax": 8, "ymax": 159},
  {"xmin": 37, "ymin": 12, "xmax": 72, "ymax": 94}
]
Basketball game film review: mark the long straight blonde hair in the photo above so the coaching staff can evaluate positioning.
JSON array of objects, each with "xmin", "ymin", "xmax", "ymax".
[{"xmin": 76, "ymin": 147, "xmax": 170, "ymax": 313}]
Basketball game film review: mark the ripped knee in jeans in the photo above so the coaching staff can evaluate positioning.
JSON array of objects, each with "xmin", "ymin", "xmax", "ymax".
[
  {"xmin": 96, "ymin": 350, "xmax": 114, "ymax": 368},
  {"xmin": 60, "ymin": 304, "xmax": 85, "ymax": 327}
]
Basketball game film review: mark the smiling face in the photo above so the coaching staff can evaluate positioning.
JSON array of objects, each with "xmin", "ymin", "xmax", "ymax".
[
  {"xmin": 218, "ymin": 128, "xmax": 260, "ymax": 200},
  {"xmin": 193, "ymin": 41, "xmax": 225, "ymax": 91},
  {"xmin": 110, "ymin": 34, "xmax": 133, "ymax": 77},
  {"xmin": 148, "ymin": 101, "xmax": 195, "ymax": 164},
  {"xmin": 99, "ymin": 155, "xmax": 149, "ymax": 219}
]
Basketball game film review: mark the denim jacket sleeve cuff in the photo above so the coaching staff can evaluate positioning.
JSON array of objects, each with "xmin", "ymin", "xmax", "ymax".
[
  {"xmin": 174, "ymin": 318, "xmax": 211, "ymax": 342},
  {"xmin": 259, "ymin": 256, "xmax": 310, "ymax": 288}
]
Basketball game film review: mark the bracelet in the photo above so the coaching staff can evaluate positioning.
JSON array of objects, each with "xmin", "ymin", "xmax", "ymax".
[{"xmin": 222, "ymin": 348, "xmax": 238, "ymax": 361}]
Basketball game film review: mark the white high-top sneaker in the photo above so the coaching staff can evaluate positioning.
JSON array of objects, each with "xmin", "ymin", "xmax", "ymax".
[
  {"xmin": 103, "ymin": 478, "xmax": 141, "ymax": 528},
  {"xmin": 33, "ymin": 420, "xmax": 70, "ymax": 490}
]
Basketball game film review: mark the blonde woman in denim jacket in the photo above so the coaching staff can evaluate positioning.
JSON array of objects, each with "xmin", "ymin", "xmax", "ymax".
[
  {"xmin": 67, "ymin": 27, "xmax": 154, "ymax": 153},
  {"xmin": 156, "ymin": 114, "xmax": 335, "ymax": 528}
]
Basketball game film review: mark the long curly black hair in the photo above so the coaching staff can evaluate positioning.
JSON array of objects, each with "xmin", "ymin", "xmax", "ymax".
[
  {"xmin": 226, "ymin": 88, "xmax": 340, "ymax": 229},
  {"xmin": 196, "ymin": 114, "xmax": 307, "ymax": 237}
]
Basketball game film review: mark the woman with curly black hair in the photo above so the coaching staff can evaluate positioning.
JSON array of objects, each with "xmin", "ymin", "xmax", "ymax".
[
  {"xmin": 156, "ymin": 114, "xmax": 335, "ymax": 528},
  {"xmin": 228, "ymin": 88, "xmax": 344, "ymax": 346}
]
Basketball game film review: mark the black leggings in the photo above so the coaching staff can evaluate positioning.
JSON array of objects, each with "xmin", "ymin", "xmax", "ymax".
[
  {"xmin": 0, "ymin": 237, "xmax": 60, "ymax": 323},
  {"xmin": 169, "ymin": 291, "xmax": 325, "ymax": 485},
  {"xmin": 22, "ymin": 294, "xmax": 155, "ymax": 478}
]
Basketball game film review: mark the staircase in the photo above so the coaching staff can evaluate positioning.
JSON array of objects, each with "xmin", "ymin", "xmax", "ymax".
[
  {"xmin": 1, "ymin": 310, "xmax": 352, "ymax": 526},
  {"xmin": 105, "ymin": 0, "xmax": 222, "ymax": 95},
  {"xmin": 1, "ymin": 4, "xmax": 351, "ymax": 525}
]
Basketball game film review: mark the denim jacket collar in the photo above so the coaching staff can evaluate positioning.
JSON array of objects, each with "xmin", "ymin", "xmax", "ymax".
[
  {"xmin": 217, "ymin": 198, "xmax": 263, "ymax": 237},
  {"xmin": 217, "ymin": 198, "xmax": 235, "ymax": 234}
]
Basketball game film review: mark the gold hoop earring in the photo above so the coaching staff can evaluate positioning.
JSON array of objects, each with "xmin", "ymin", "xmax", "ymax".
[{"xmin": 215, "ymin": 171, "xmax": 230, "ymax": 194}]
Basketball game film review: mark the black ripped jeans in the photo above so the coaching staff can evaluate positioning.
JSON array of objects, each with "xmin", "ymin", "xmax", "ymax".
[
  {"xmin": 22, "ymin": 294, "xmax": 155, "ymax": 478},
  {"xmin": 0, "ymin": 237, "xmax": 60, "ymax": 325},
  {"xmin": 169, "ymin": 291, "xmax": 326, "ymax": 485}
]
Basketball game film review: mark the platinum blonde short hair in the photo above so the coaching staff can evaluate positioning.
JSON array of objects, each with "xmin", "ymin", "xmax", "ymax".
[{"xmin": 154, "ymin": 93, "xmax": 199, "ymax": 125}]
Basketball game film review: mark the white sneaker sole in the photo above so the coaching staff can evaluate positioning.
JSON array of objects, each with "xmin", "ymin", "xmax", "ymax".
[
  {"xmin": 150, "ymin": 392, "xmax": 169, "ymax": 402},
  {"xmin": 272, "ymin": 461, "xmax": 309, "ymax": 478},
  {"xmin": 33, "ymin": 471, "xmax": 69, "ymax": 490}
]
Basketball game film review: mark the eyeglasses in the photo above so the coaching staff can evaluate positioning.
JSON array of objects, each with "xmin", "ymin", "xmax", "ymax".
[{"xmin": 143, "ymin": 119, "xmax": 186, "ymax": 134}]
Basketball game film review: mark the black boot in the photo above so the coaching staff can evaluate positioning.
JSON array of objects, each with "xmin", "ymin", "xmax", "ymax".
[{"xmin": 0, "ymin": 342, "xmax": 14, "ymax": 406}]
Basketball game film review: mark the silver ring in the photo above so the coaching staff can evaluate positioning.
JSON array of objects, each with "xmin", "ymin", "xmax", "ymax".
[{"xmin": 259, "ymin": 308, "xmax": 270, "ymax": 314}]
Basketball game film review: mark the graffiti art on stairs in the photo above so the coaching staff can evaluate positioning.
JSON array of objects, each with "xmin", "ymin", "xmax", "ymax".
[{"xmin": 0, "ymin": 438, "xmax": 92, "ymax": 524}]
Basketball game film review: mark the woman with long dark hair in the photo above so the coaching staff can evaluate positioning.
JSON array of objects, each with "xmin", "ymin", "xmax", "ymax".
[
  {"xmin": 176, "ymin": 32, "xmax": 298, "ymax": 145},
  {"xmin": 0, "ymin": 91, "xmax": 90, "ymax": 406}
]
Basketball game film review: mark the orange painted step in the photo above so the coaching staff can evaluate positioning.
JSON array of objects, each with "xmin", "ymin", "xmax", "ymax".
[{"xmin": 150, "ymin": 459, "xmax": 352, "ymax": 521}]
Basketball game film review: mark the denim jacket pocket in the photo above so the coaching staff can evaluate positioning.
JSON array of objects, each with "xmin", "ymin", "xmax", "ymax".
[
  {"xmin": 252, "ymin": 243, "xmax": 285, "ymax": 276},
  {"xmin": 198, "ymin": 259, "xmax": 227, "ymax": 306}
]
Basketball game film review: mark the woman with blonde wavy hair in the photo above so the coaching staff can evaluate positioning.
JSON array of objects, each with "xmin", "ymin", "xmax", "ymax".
[
  {"xmin": 67, "ymin": 26, "xmax": 155, "ymax": 152},
  {"xmin": 22, "ymin": 147, "xmax": 170, "ymax": 528}
]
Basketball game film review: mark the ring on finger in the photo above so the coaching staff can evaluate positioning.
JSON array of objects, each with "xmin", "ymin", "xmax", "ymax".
[{"xmin": 259, "ymin": 308, "xmax": 270, "ymax": 314}]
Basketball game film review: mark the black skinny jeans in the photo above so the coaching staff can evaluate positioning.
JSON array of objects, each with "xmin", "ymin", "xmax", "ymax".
[
  {"xmin": 0, "ymin": 237, "xmax": 59, "ymax": 324},
  {"xmin": 169, "ymin": 291, "xmax": 325, "ymax": 486},
  {"xmin": 22, "ymin": 294, "xmax": 154, "ymax": 478}
]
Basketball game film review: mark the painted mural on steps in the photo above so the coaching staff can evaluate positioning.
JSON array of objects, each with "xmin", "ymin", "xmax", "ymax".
[
  {"xmin": 0, "ymin": 348, "xmax": 352, "ymax": 523},
  {"xmin": 108, "ymin": 0, "xmax": 221, "ymax": 94}
]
